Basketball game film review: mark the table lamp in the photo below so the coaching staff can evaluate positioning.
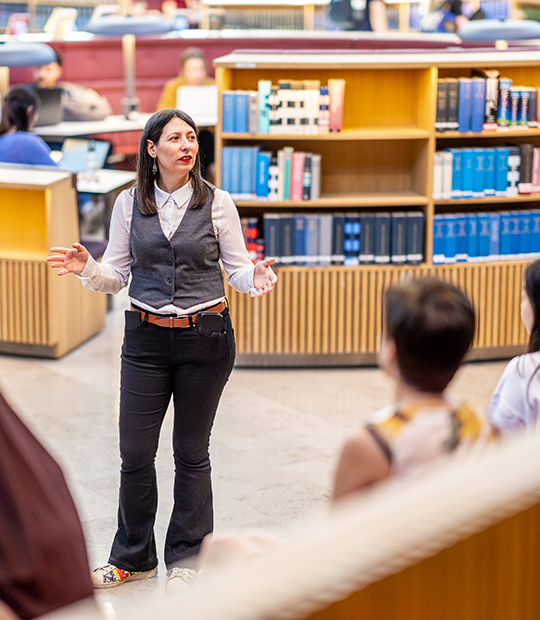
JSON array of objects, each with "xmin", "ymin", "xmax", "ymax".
[
  {"xmin": 0, "ymin": 41, "xmax": 56, "ymax": 99},
  {"xmin": 86, "ymin": 15, "xmax": 171, "ymax": 118}
]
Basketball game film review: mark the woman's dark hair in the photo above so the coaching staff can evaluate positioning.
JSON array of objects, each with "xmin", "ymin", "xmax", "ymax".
[
  {"xmin": 0, "ymin": 86, "xmax": 40, "ymax": 136},
  {"xmin": 135, "ymin": 108, "xmax": 213, "ymax": 215},
  {"xmin": 385, "ymin": 277, "xmax": 475, "ymax": 393},
  {"xmin": 524, "ymin": 258, "xmax": 540, "ymax": 353}
]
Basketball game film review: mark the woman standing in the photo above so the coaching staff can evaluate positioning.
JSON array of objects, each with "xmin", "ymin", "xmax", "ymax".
[
  {"xmin": 47, "ymin": 109, "xmax": 277, "ymax": 589},
  {"xmin": 487, "ymin": 259, "xmax": 540, "ymax": 435}
]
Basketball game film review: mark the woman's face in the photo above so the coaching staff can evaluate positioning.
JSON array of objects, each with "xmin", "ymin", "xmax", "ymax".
[
  {"xmin": 147, "ymin": 117, "xmax": 198, "ymax": 186},
  {"xmin": 521, "ymin": 286, "xmax": 535, "ymax": 335}
]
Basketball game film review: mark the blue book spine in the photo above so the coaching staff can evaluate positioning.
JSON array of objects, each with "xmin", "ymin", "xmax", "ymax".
[
  {"xmin": 255, "ymin": 151, "xmax": 270, "ymax": 199},
  {"xmin": 221, "ymin": 146, "xmax": 232, "ymax": 193},
  {"xmin": 433, "ymin": 215, "xmax": 446, "ymax": 264},
  {"xmin": 499, "ymin": 212, "xmax": 512, "ymax": 260},
  {"xmin": 471, "ymin": 77, "xmax": 486, "ymax": 133},
  {"xmin": 344, "ymin": 214, "xmax": 361, "ymax": 267},
  {"xmin": 305, "ymin": 214, "xmax": 320, "ymax": 267},
  {"xmin": 444, "ymin": 214, "xmax": 457, "ymax": 264},
  {"xmin": 472, "ymin": 148, "xmax": 486, "ymax": 198},
  {"xmin": 495, "ymin": 147, "xmax": 510, "ymax": 196},
  {"xmin": 483, "ymin": 148, "xmax": 496, "ymax": 196},
  {"xmin": 240, "ymin": 147, "xmax": 254, "ymax": 198},
  {"xmin": 235, "ymin": 92, "xmax": 249, "ymax": 134},
  {"xmin": 447, "ymin": 148, "xmax": 463, "ymax": 198},
  {"xmin": 222, "ymin": 92, "xmax": 235, "ymax": 133},
  {"xmin": 478, "ymin": 213, "xmax": 491, "ymax": 262},
  {"xmin": 230, "ymin": 147, "xmax": 241, "ymax": 198},
  {"xmin": 263, "ymin": 213, "xmax": 281, "ymax": 263},
  {"xmin": 458, "ymin": 78, "xmax": 472, "ymax": 133},
  {"xmin": 519, "ymin": 210, "xmax": 533, "ymax": 258},
  {"xmin": 509, "ymin": 212, "xmax": 521, "ymax": 259},
  {"xmin": 498, "ymin": 77, "xmax": 513, "ymax": 127},
  {"xmin": 293, "ymin": 215, "xmax": 307, "ymax": 265},
  {"xmin": 455, "ymin": 213, "xmax": 468, "ymax": 262},
  {"xmin": 280, "ymin": 215, "xmax": 295, "ymax": 265},
  {"xmin": 461, "ymin": 149, "xmax": 474, "ymax": 198},
  {"xmin": 467, "ymin": 213, "xmax": 479, "ymax": 263},
  {"xmin": 257, "ymin": 80, "xmax": 272, "ymax": 134},
  {"xmin": 489, "ymin": 212, "xmax": 500, "ymax": 261},
  {"xmin": 531, "ymin": 210, "xmax": 540, "ymax": 256}
]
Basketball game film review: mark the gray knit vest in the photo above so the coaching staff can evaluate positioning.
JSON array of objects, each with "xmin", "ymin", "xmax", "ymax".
[{"xmin": 128, "ymin": 188, "xmax": 225, "ymax": 309}]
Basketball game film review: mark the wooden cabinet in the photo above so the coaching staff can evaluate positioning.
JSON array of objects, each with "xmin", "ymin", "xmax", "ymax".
[
  {"xmin": 0, "ymin": 166, "xmax": 106, "ymax": 358},
  {"xmin": 214, "ymin": 49, "xmax": 539, "ymax": 366}
]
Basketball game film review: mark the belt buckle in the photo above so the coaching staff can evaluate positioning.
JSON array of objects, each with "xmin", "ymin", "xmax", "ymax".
[{"xmin": 169, "ymin": 316, "xmax": 175, "ymax": 328}]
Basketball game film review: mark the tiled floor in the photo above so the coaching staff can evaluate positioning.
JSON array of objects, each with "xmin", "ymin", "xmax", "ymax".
[{"xmin": 0, "ymin": 288, "xmax": 509, "ymax": 614}]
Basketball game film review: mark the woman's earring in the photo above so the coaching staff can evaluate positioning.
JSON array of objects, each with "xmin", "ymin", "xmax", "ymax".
[{"xmin": 152, "ymin": 158, "xmax": 157, "ymax": 175}]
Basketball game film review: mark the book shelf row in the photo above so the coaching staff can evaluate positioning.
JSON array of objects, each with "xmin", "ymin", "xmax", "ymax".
[
  {"xmin": 223, "ymin": 78, "xmax": 345, "ymax": 137},
  {"xmin": 436, "ymin": 71, "xmax": 539, "ymax": 135},
  {"xmin": 241, "ymin": 211, "xmax": 425, "ymax": 268},
  {"xmin": 433, "ymin": 209, "xmax": 540, "ymax": 265},
  {"xmin": 433, "ymin": 144, "xmax": 538, "ymax": 200},
  {"xmin": 222, "ymin": 146, "xmax": 321, "ymax": 202}
]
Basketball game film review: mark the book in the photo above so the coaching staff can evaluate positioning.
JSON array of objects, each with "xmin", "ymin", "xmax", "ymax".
[
  {"xmin": 235, "ymin": 91, "xmax": 249, "ymax": 134},
  {"xmin": 432, "ymin": 214, "xmax": 446, "ymax": 264},
  {"xmin": 519, "ymin": 210, "xmax": 533, "ymax": 258},
  {"xmin": 507, "ymin": 146, "xmax": 521, "ymax": 197},
  {"xmin": 458, "ymin": 78, "xmax": 472, "ymax": 133},
  {"xmin": 257, "ymin": 80, "xmax": 272, "ymax": 134},
  {"xmin": 268, "ymin": 86, "xmax": 281, "ymax": 135},
  {"xmin": 255, "ymin": 151, "xmax": 271, "ymax": 200},
  {"xmin": 331, "ymin": 214, "xmax": 345, "ymax": 264},
  {"xmin": 472, "ymin": 68, "xmax": 499, "ymax": 129},
  {"xmin": 484, "ymin": 148, "xmax": 496, "ymax": 197},
  {"xmin": 290, "ymin": 151, "xmax": 306, "ymax": 202},
  {"xmin": 240, "ymin": 146, "xmax": 256, "ymax": 199},
  {"xmin": 305, "ymin": 214, "xmax": 320, "ymax": 266},
  {"xmin": 477, "ymin": 213, "xmax": 491, "ymax": 262},
  {"xmin": 406, "ymin": 212, "xmax": 424, "ymax": 265},
  {"xmin": 446, "ymin": 78, "xmax": 459, "ymax": 130},
  {"xmin": 509, "ymin": 211, "xmax": 521, "ymax": 259},
  {"xmin": 519, "ymin": 89, "xmax": 530, "ymax": 127},
  {"xmin": 497, "ymin": 77, "xmax": 512, "ymax": 127},
  {"xmin": 528, "ymin": 87, "xmax": 538, "ymax": 128},
  {"xmin": 248, "ymin": 91, "xmax": 258, "ymax": 135},
  {"xmin": 435, "ymin": 79, "xmax": 448, "ymax": 131},
  {"xmin": 443, "ymin": 213, "xmax": 457, "ymax": 264},
  {"xmin": 446, "ymin": 148, "xmax": 462, "ymax": 198},
  {"xmin": 230, "ymin": 146, "xmax": 241, "ymax": 199},
  {"xmin": 282, "ymin": 146, "xmax": 294, "ymax": 201},
  {"xmin": 311, "ymin": 154, "xmax": 322, "ymax": 201},
  {"xmin": 467, "ymin": 213, "xmax": 479, "ymax": 263},
  {"xmin": 359, "ymin": 213, "xmax": 375, "ymax": 264},
  {"xmin": 318, "ymin": 214, "xmax": 333, "ymax": 266},
  {"xmin": 302, "ymin": 154, "xmax": 312, "ymax": 200},
  {"xmin": 268, "ymin": 158, "xmax": 279, "ymax": 201},
  {"xmin": 343, "ymin": 213, "xmax": 361, "ymax": 266},
  {"xmin": 455, "ymin": 213, "xmax": 468, "ymax": 262},
  {"xmin": 374, "ymin": 212, "xmax": 391, "ymax": 264},
  {"xmin": 433, "ymin": 151, "xmax": 443, "ymax": 200},
  {"xmin": 489, "ymin": 212, "xmax": 500, "ymax": 261},
  {"xmin": 533, "ymin": 147, "xmax": 540, "ymax": 193},
  {"xmin": 246, "ymin": 217, "xmax": 259, "ymax": 262},
  {"xmin": 222, "ymin": 91, "xmax": 236, "ymax": 133},
  {"xmin": 294, "ymin": 215, "xmax": 307, "ymax": 265},
  {"xmin": 263, "ymin": 213, "xmax": 281, "ymax": 262},
  {"xmin": 390, "ymin": 212, "xmax": 407, "ymax": 264},
  {"xmin": 221, "ymin": 146, "xmax": 232, "ymax": 193},
  {"xmin": 280, "ymin": 214, "xmax": 295, "ymax": 265},
  {"xmin": 318, "ymin": 86, "xmax": 330, "ymax": 134},
  {"xmin": 518, "ymin": 143, "xmax": 534, "ymax": 194},
  {"xmin": 471, "ymin": 77, "xmax": 486, "ymax": 133},
  {"xmin": 278, "ymin": 81, "xmax": 294, "ymax": 135},
  {"xmin": 499, "ymin": 211, "xmax": 512, "ymax": 260},
  {"xmin": 509, "ymin": 87, "xmax": 521, "ymax": 127},
  {"xmin": 495, "ymin": 147, "xmax": 509, "ymax": 196},
  {"xmin": 531, "ymin": 210, "xmax": 540, "ymax": 255},
  {"xmin": 304, "ymin": 84, "xmax": 321, "ymax": 135},
  {"xmin": 472, "ymin": 148, "xmax": 486, "ymax": 198},
  {"xmin": 328, "ymin": 79, "xmax": 345, "ymax": 133},
  {"xmin": 441, "ymin": 150, "xmax": 453, "ymax": 200},
  {"xmin": 461, "ymin": 148, "xmax": 474, "ymax": 199}
]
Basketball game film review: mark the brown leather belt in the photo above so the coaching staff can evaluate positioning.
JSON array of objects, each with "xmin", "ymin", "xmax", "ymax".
[{"xmin": 131, "ymin": 301, "xmax": 226, "ymax": 328}]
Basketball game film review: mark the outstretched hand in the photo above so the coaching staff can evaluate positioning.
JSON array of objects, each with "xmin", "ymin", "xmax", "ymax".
[
  {"xmin": 46, "ymin": 243, "xmax": 89, "ymax": 276},
  {"xmin": 253, "ymin": 258, "xmax": 277, "ymax": 296}
]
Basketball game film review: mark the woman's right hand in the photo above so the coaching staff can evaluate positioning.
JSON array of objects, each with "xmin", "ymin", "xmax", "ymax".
[{"xmin": 46, "ymin": 243, "xmax": 89, "ymax": 276}]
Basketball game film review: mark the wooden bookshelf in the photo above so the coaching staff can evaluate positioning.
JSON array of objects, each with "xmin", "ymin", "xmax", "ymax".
[
  {"xmin": 214, "ymin": 49, "xmax": 540, "ymax": 367},
  {"xmin": 0, "ymin": 167, "xmax": 106, "ymax": 358}
]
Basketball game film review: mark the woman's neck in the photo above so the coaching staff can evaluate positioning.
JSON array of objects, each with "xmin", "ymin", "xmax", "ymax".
[
  {"xmin": 156, "ymin": 173, "xmax": 190, "ymax": 195},
  {"xmin": 394, "ymin": 378, "xmax": 448, "ymax": 409}
]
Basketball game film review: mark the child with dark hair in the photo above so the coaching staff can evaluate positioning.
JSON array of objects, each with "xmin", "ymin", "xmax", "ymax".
[
  {"xmin": 333, "ymin": 277, "xmax": 497, "ymax": 502},
  {"xmin": 487, "ymin": 259, "xmax": 540, "ymax": 435}
]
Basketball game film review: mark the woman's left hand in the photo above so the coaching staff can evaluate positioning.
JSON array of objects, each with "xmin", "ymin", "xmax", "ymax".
[{"xmin": 253, "ymin": 258, "xmax": 278, "ymax": 296}]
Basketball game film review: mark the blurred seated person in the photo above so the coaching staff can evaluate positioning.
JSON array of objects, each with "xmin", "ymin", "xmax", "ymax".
[
  {"xmin": 328, "ymin": 0, "xmax": 387, "ymax": 32},
  {"xmin": 0, "ymin": 87, "xmax": 58, "ymax": 167},
  {"xmin": 32, "ymin": 50, "xmax": 112, "ymax": 122},
  {"xmin": 157, "ymin": 47, "xmax": 215, "ymax": 181},
  {"xmin": 420, "ymin": 0, "xmax": 471, "ymax": 32}
]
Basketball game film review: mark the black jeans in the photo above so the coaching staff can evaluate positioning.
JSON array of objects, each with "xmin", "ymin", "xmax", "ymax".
[{"xmin": 108, "ymin": 308, "xmax": 235, "ymax": 572}]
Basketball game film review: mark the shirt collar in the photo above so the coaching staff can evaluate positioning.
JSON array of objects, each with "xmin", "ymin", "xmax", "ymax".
[{"xmin": 154, "ymin": 180, "xmax": 193, "ymax": 210}]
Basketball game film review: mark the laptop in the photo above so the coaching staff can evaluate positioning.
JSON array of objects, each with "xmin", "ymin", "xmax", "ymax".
[
  {"xmin": 60, "ymin": 138, "xmax": 110, "ymax": 174},
  {"xmin": 176, "ymin": 84, "xmax": 218, "ymax": 127},
  {"xmin": 33, "ymin": 87, "xmax": 64, "ymax": 127}
]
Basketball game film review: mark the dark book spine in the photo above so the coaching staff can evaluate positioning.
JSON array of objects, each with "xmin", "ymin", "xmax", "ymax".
[
  {"xmin": 331, "ymin": 214, "xmax": 345, "ymax": 265},
  {"xmin": 435, "ymin": 79, "xmax": 448, "ymax": 132},
  {"xmin": 263, "ymin": 214, "xmax": 281, "ymax": 263},
  {"xmin": 529, "ymin": 88, "xmax": 538, "ymax": 127},
  {"xmin": 446, "ymin": 79, "xmax": 459, "ymax": 130},
  {"xmin": 519, "ymin": 144, "xmax": 534, "ymax": 194},
  {"xmin": 374, "ymin": 213, "xmax": 391, "ymax": 264},
  {"xmin": 472, "ymin": 68, "xmax": 499, "ymax": 127},
  {"xmin": 406, "ymin": 212, "xmax": 425, "ymax": 265},
  {"xmin": 359, "ymin": 213, "xmax": 374, "ymax": 263},
  {"xmin": 302, "ymin": 154, "xmax": 312, "ymax": 200},
  {"xmin": 390, "ymin": 212, "xmax": 407, "ymax": 264}
]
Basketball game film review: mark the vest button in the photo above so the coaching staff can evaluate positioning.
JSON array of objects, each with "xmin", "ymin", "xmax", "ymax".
[
  {"xmin": 168, "ymin": 278, "xmax": 172, "ymax": 283},
  {"xmin": 168, "ymin": 261, "xmax": 172, "ymax": 266}
]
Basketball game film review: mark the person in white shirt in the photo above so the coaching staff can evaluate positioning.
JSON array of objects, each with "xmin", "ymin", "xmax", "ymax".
[
  {"xmin": 488, "ymin": 259, "xmax": 540, "ymax": 435},
  {"xmin": 47, "ymin": 108, "xmax": 277, "ymax": 592}
]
